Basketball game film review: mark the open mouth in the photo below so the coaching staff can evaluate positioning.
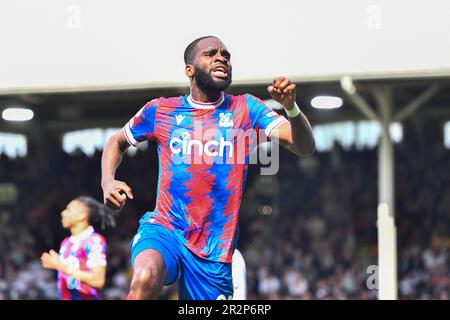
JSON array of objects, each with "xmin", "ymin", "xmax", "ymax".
[{"xmin": 211, "ymin": 65, "xmax": 229, "ymax": 78}]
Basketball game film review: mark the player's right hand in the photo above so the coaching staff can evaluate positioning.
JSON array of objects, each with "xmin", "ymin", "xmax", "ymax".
[{"xmin": 102, "ymin": 179, "xmax": 134, "ymax": 210}]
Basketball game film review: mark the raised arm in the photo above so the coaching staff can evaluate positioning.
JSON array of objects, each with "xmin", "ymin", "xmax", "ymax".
[
  {"xmin": 268, "ymin": 76, "xmax": 315, "ymax": 157},
  {"xmin": 101, "ymin": 129, "xmax": 134, "ymax": 210}
]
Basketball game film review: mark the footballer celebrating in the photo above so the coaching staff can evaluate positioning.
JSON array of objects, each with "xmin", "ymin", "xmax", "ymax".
[{"xmin": 101, "ymin": 36, "xmax": 315, "ymax": 300}]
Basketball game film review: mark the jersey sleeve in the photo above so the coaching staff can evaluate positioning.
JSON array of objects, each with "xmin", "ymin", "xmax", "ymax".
[
  {"xmin": 123, "ymin": 99, "xmax": 158, "ymax": 146},
  {"xmin": 86, "ymin": 235, "xmax": 107, "ymax": 269},
  {"xmin": 245, "ymin": 94, "xmax": 289, "ymax": 138}
]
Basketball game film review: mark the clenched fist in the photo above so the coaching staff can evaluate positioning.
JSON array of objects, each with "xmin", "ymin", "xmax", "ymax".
[
  {"xmin": 102, "ymin": 179, "xmax": 134, "ymax": 210},
  {"xmin": 267, "ymin": 76, "xmax": 296, "ymax": 110},
  {"xmin": 41, "ymin": 250, "xmax": 64, "ymax": 271}
]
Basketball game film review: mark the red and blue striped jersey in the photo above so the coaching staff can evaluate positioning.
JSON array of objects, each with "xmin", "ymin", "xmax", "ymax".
[
  {"xmin": 124, "ymin": 93, "xmax": 288, "ymax": 263},
  {"xmin": 57, "ymin": 226, "xmax": 107, "ymax": 300}
]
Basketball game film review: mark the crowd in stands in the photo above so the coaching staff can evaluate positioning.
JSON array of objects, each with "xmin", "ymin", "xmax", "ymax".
[{"xmin": 0, "ymin": 135, "xmax": 449, "ymax": 300}]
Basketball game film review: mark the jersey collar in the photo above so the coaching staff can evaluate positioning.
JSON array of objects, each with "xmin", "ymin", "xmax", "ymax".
[
  {"xmin": 69, "ymin": 225, "xmax": 94, "ymax": 243},
  {"xmin": 187, "ymin": 92, "xmax": 225, "ymax": 109}
]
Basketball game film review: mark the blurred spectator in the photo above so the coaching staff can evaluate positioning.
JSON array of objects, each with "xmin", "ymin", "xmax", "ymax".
[{"xmin": 0, "ymin": 135, "xmax": 449, "ymax": 300}]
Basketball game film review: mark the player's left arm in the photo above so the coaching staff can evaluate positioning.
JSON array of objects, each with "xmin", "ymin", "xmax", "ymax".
[{"xmin": 268, "ymin": 76, "xmax": 315, "ymax": 156}]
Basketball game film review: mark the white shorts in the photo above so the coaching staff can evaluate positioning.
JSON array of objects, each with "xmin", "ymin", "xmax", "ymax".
[{"xmin": 232, "ymin": 249, "xmax": 247, "ymax": 300}]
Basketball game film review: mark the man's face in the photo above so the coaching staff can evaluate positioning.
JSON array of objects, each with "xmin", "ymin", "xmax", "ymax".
[
  {"xmin": 191, "ymin": 37, "xmax": 232, "ymax": 92},
  {"xmin": 61, "ymin": 200, "xmax": 88, "ymax": 229}
]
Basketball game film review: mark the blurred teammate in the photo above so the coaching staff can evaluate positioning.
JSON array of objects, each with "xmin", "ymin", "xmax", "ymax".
[
  {"xmin": 40, "ymin": 196, "xmax": 116, "ymax": 300},
  {"xmin": 101, "ymin": 36, "xmax": 315, "ymax": 300}
]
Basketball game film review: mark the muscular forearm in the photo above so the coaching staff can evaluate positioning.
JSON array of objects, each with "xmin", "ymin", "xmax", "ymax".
[
  {"xmin": 101, "ymin": 130, "xmax": 134, "ymax": 209},
  {"xmin": 101, "ymin": 132, "xmax": 128, "ymax": 187},
  {"xmin": 288, "ymin": 107, "xmax": 315, "ymax": 156}
]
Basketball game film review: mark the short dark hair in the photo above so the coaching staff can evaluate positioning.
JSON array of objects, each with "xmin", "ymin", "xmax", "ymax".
[{"xmin": 184, "ymin": 35, "xmax": 219, "ymax": 65}]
